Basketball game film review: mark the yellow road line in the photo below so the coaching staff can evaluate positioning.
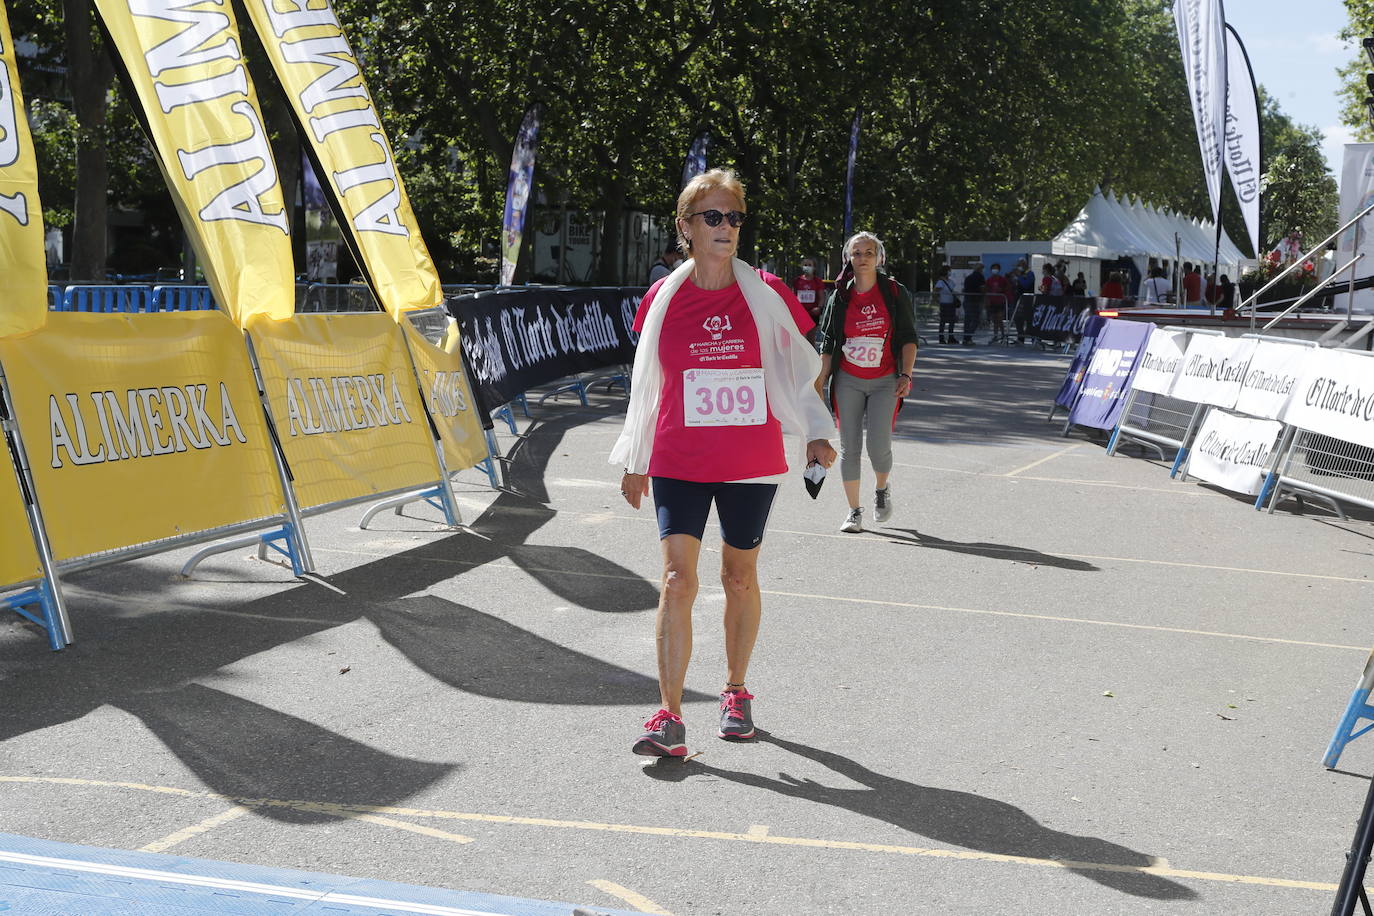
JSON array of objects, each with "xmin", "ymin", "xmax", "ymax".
[
  {"xmin": 1003, "ymin": 444, "xmax": 1081, "ymax": 477},
  {"xmin": 587, "ymin": 879, "xmax": 672, "ymax": 914},
  {"xmin": 139, "ymin": 805, "xmax": 252, "ymax": 853},
  {"xmin": 0, "ymin": 776, "xmax": 1336, "ymax": 894}
]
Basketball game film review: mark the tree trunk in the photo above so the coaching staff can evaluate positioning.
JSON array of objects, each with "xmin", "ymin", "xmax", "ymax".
[
  {"xmin": 597, "ymin": 173, "xmax": 626, "ymax": 285},
  {"xmin": 63, "ymin": 0, "xmax": 114, "ymax": 283}
]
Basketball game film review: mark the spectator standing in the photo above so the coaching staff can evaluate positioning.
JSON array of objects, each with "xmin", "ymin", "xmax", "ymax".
[
  {"xmin": 983, "ymin": 262, "xmax": 1010, "ymax": 343},
  {"xmin": 647, "ymin": 244, "xmax": 681, "ymax": 285},
  {"xmin": 1181, "ymin": 262, "xmax": 1201, "ymax": 306},
  {"xmin": 960, "ymin": 262, "xmax": 985, "ymax": 346},
  {"xmin": 1014, "ymin": 260, "xmax": 1036, "ymax": 343},
  {"xmin": 1070, "ymin": 272, "xmax": 1087, "ymax": 297},
  {"xmin": 934, "ymin": 265, "xmax": 960, "ymax": 344},
  {"xmin": 1218, "ymin": 274, "xmax": 1236, "ymax": 314},
  {"xmin": 1039, "ymin": 263, "xmax": 1062, "ymax": 296},
  {"xmin": 1099, "ymin": 271, "xmax": 1125, "ymax": 300},
  {"xmin": 1141, "ymin": 266, "xmax": 1170, "ymax": 304},
  {"xmin": 793, "ymin": 257, "xmax": 827, "ymax": 322},
  {"xmin": 1272, "ymin": 230, "xmax": 1304, "ymax": 263}
]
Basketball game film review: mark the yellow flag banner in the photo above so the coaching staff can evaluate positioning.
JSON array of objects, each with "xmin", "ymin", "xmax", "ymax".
[
  {"xmin": 0, "ymin": 312, "xmax": 285, "ymax": 562},
  {"xmin": 240, "ymin": 0, "xmax": 442, "ymax": 319},
  {"xmin": 401, "ymin": 319, "xmax": 487, "ymax": 472},
  {"xmin": 247, "ymin": 312, "xmax": 441, "ymax": 510},
  {"xmin": 94, "ymin": 0, "xmax": 295, "ymax": 326},
  {"xmin": 0, "ymin": 0, "xmax": 48, "ymax": 337},
  {"xmin": 0, "ymin": 453, "xmax": 40, "ymax": 589}
]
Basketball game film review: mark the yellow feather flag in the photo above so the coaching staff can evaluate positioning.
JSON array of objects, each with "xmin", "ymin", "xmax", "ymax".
[
  {"xmin": 239, "ymin": 0, "xmax": 442, "ymax": 320},
  {"xmin": 94, "ymin": 0, "xmax": 294, "ymax": 326},
  {"xmin": 0, "ymin": 0, "xmax": 48, "ymax": 337}
]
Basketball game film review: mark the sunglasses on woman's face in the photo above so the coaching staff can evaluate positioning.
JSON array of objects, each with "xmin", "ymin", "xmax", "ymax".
[{"xmin": 689, "ymin": 209, "xmax": 747, "ymax": 228}]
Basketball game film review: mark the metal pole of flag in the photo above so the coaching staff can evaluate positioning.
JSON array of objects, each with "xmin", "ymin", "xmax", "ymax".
[{"xmin": 843, "ymin": 109, "xmax": 862, "ymax": 240}]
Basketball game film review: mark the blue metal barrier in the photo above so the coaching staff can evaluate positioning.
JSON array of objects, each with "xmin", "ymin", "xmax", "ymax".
[
  {"xmin": 151, "ymin": 285, "xmax": 216, "ymax": 311},
  {"xmin": 59, "ymin": 285, "xmax": 152, "ymax": 313}
]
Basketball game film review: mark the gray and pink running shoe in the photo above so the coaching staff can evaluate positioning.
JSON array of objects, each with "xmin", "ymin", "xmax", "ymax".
[
  {"xmin": 718, "ymin": 690, "xmax": 756, "ymax": 740},
  {"xmin": 632, "ymin": 708, "xmax": 687, "ymax": 757}
]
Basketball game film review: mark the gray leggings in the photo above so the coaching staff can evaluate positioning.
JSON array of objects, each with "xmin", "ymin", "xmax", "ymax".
[{"xmin": 832, "ymin": 371, "xmax": 897, "ymax": 481}]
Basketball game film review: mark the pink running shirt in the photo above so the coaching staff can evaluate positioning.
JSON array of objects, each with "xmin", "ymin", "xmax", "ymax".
[
  {"xmin": 837, "ymin": 285, "xmax": 894, "ymax": 379},
  {"xmin": 633, "ymin": 272, "xmax": 813, "ymax": 482}
]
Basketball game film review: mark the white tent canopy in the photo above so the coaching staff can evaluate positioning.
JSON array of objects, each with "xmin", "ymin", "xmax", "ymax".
[{"xmin": 1052, "ymin": 187, "xmax": 1249, "ymax": 283}]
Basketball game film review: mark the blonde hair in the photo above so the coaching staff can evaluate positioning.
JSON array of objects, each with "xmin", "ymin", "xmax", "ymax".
[
  {"xmin": 675, "ymin": 168, "xmax": 746, "ymax": 255},
  {"xmin": 843, "ymin": 231, "xmax": 886, "ymax": 267}
]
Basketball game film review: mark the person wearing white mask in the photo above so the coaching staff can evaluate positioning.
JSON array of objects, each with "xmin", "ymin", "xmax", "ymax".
[{"xmin": 793, "ymin": 257, "xmax": 826, "ymax": 322}]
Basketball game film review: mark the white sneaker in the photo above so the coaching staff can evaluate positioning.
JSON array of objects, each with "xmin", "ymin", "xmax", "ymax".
[
  {"xmin": 840, "ymin": 507, "xmax": 864, "ymax": 533},
  {"xmin": 874, "ymin": 486, "xmax": 892, "ymax": 523}
]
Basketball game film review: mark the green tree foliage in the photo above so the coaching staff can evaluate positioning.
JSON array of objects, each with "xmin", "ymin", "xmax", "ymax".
[
  {"xmin": 1339, "ymin": 0, "xmax": 1374, "ymax": 142},
  {"xmin": 12, "ymin": 0, "xmax": 1342, "ymax": 282}
]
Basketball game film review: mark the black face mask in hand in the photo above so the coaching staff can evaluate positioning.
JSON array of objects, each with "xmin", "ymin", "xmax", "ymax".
[{"xmin": 803, "ymin": 460, "xmax": 826, "ymax": 499}]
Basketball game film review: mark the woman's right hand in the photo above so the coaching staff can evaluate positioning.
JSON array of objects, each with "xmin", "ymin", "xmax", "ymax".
[{"xmin": 621, "ymin": 472, "xmax": 649, "ymax": 510}]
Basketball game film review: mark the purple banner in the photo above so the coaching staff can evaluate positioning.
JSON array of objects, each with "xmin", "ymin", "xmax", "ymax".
[
  {"xmin": 1054, "ymin": 314, "xmax": 1108, "ymax": 409},
  {"xmin": 843, "ymin": 109, "xmax": 861, "ymax": 238},
  {"xmin": 681, "ymin": 130, "xmax": 710, "ymax": 189},
  {"xmin": 500, "ymin": 103, "xmax": 543, "ymax": 286},
  {"xmin": 1068, "ymin": 319, "xmax": 1152, "ymax": 429}
]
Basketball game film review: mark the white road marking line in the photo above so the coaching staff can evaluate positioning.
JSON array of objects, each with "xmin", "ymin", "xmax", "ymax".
[
  {"xmin": 139, "ymin": 805, "xmax": 253, "ymax": 853},
  {"xmin": 0, "ymin": 849, "xmax": 503, "ymax": 915},
  {"xmin": 353, "ymin": 813, "xmax": 475, "ymax": 844},
  {"xmin": 1003, "ymin": 444, "xmax": 1081, "ymax": 477},
  {"xmin": 587, "ymin": 879, "xmax": 673, "ymax": 914}
]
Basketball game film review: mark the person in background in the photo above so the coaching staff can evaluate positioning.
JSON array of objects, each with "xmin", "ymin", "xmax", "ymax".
[
  {"xmin": 1181, "ymin": 262, "xmax": 1201, "ymax": 306},
  {"xmin": 983, "ymin": 262, "xmax": 1010, "ymax": 343},
  {"xmin": 613, "ymin": 168, "xmax": 836, "ymax": 758},
  {"xmin": 1218, "ymin": 274, "xmax": 1236, "ymax": 315},
  {"xmin": 1141, "ymin": 266, "xmax": 1170, "ymax": 303},
  {"xmin": 1040, "ymin": 263, "xmax": 1062, "ymax": 296},
  {"xmin": 1014, "ymin": 259, "xmax": 1036, "ymax": 343},
  {"xmin": 793, "ymin": 256, "xmax": 827, "ymax": 322},
  {"xmin": 1071, "ymin": 272, "xmax": 1087, "ymax": 297},
  {"xmin": 960, "ymin": 262, "xmax": 985, "ymax": 346},
  {"xmin": 935, "ymin": 265, "xmax": 960, "ymax": 344},
  {"xmin": 648, "ymin": 244, "xmax": 681, "ymax": 285},
  {"xmin": 815, "ymin": 231, "xmax": 918, "ymax": 533},
  {"xmin": 1099, "ymin": 271, "xmax": 1125, "ymax": 300}
]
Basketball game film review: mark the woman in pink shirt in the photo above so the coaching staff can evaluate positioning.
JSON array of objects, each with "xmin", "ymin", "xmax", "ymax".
[{"xmin": 612, "ymin": 170, "xmax": 836, "ymax": 757}]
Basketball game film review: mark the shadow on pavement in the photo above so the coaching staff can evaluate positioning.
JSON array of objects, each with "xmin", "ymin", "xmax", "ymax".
[
  {"xmin": 642, "ymin": 732, "xmax": 1195, "ymax": 900},
  {"xmin": 882, "ymin": 528, "xmax": 1099, "ymax": 572},
  {"xmin": 901, "ymin": 349, "xmax": 1071, "ymax": 447},
  {"xmin": 0, "ymin": 409, "xmax": 672, "ymax": 817}
]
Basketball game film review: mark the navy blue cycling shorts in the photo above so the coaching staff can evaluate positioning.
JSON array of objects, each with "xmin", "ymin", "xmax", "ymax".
[{"xmin": 651, "ymin": 477, "xmax": 778, "ymax": 550}]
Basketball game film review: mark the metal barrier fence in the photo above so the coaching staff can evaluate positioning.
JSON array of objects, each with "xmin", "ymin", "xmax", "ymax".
[
  {"xmin": 1263, "ymin": 430, "xmax": 1374, "ymax": 520},
  {"xmin": 1106, "ymin": 327, "xmax": 1216, "ymax": 468}
]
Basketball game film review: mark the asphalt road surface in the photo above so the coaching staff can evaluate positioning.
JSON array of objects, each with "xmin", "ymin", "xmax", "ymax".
[{"xmin": 3, "ymin": 341, "xmax": 1372, "ymax": 915}]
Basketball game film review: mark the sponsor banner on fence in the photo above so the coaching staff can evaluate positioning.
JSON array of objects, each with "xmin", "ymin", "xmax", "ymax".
[
  {"xmin": 248, "ymin": 312, "xmax": 441, "ymax": 510},
  {"xmin": 240, "ymin": 0, "xmax": 442, "ymax": 317},
  {"xmin": 1068, "ymin": 319, "xmax": 1151, "ymax": 429},
  {"xmin": 1282, "ymin": 350, "xmax": 1374, "ymax": 449},
  {"xmin": 0, "ymin": 312, "xmax": 284, "ymax": 562},
  {"xmin": 0, "ymin": 0, "xmax": 47, "ymax": 337},
  {"xmin": 1028, "ymin": 296, "xmax": 1095, "ymax": 343},
  {"xmin": 1054, "ymin": 314, "xmax": 1107, "ymax": 409},
  {"xmin": 1234, "ymin": 341, "xmax": 1314, "ymax": 420},
  {"xmin": 1169, "ymin": 334, "xmax": 1257, "ymax": 408},
  {"xmin": 1188, "ymin": 409, "xmax": 1282, "ymax": 496},
  {"xmin": 0, "ymin": 458, "xmax": 40, "ymax": 588},
  {"xmin": 95, "ymin": 0, "xmax": 294, "ymax": 326},
  {"xmin": 446, "ymin": 287, "xmax": 639, "ymax": 414},
  {"xmin": 400, "ymin": 319, "xmax": 488, "ymax": 472},
  {"xmin": 1131, "ymin": 327, "xmax": 1188, "ymax": 395}
]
